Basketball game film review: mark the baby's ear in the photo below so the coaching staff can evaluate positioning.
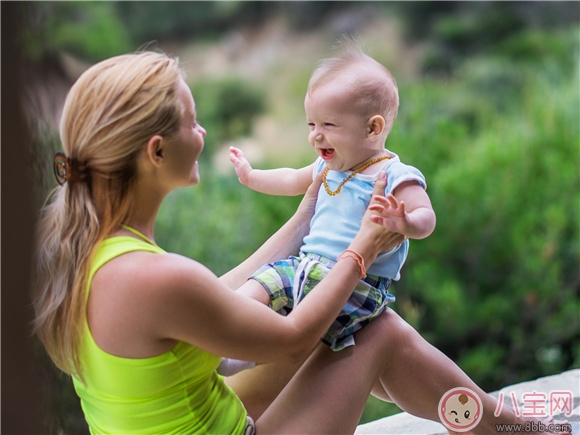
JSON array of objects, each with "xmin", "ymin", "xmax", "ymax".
[{"xmin": 367, "ymin": 115, "xmax": 386, "ymax": 141}]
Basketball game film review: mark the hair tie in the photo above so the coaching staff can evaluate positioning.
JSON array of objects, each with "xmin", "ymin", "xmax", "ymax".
[
  {"xmin": 338, "ymin": 249, "xmax": 367, "ymax": 278},
  {"xmin": 53, "ymin": 152, "xmax": 87, "ymax": 186}
]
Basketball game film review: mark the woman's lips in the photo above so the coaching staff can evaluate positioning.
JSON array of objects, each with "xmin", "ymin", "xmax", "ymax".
[{"xmin": 320, "ymin": 148, "xmax": 335, "ymax": 160}]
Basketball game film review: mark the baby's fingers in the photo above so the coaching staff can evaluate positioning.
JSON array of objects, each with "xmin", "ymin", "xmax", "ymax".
[
  {"xmin": 384, "ymin": 194, "xmax": 400, "ymax": 209},
  {"xmin": 229, "ymin": 146, "xmax": 243, "ymax": 156},
  {"xmin": 370, "ymin": 195, "xmax": 390, "ymax": 208}
]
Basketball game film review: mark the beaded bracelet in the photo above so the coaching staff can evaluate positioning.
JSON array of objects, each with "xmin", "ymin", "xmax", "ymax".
[{"xmin": 338, "ymin": 249, "xmax": 367, "ymax": 279}]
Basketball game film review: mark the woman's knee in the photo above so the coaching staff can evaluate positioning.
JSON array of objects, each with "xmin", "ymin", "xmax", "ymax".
[
  {"xmin": 350, "ymin": 308, "xmax": 418, "ymax": 368},
  {"xmin": 372, "ymin": 308, "xmax": 419, "ymax": 347}
]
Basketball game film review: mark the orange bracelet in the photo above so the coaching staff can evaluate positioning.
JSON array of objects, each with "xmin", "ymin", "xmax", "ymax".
[{"xmin": 338, "ymin": 249, "xmax": 367, "ymax": 278}]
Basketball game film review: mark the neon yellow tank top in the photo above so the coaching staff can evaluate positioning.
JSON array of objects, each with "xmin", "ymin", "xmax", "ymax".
[{"xmin": 72, "ymin": 233, "xmax": 247, "ymax": 434}]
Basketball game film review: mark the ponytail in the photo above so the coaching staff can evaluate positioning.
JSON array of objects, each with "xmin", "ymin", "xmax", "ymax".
[{"xmin": 32, "ymin": 51, "xmax": 184, "ymax": 378}]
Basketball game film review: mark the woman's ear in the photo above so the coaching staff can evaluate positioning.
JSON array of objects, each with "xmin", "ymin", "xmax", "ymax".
[
  {"xmin": 145, "ymin": 135, "xmax": 165, "ymax": 166},
  {"xmin": 367, "ymin": 115, "xmax": 386, "ymax": 141}
]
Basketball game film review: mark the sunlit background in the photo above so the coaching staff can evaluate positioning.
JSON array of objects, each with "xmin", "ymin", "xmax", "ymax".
[{"xmin": 6, "ymin": 2, "xmax": 580, "ymax": 432}]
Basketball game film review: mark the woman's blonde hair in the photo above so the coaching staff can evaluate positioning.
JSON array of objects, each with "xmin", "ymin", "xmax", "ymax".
[
  {"xmin": 33, "ymin": 51, "xmax": 185, "ymax": 378},
  {"xmin": 308, "ymin": 39, "xmax": 399, "ymax": 134}
]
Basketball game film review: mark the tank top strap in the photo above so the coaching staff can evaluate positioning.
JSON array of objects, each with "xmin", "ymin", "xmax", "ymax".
[{"xmin": 120, "ymin": 224, "xmax": 157, "ymax": 246}]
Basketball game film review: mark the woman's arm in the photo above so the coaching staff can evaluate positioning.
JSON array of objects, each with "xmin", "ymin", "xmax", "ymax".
[
  {"xmin": 219, "ymin": 174, "xmax": 321, "ymax": 289},
  {"xmin": 153, "ymin": 174, "xmax": 405, "ymax": 364}
]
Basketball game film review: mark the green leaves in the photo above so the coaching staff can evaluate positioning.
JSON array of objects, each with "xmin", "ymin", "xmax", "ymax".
[{"xmin": 392, "ymin": 27, "xmax": 579, "ymax": 391}]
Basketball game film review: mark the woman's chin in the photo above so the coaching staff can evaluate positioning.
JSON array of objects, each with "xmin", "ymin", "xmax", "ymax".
[{"xmin": 190, "ymin": 163, "xmax": 200, "ymax": 185}]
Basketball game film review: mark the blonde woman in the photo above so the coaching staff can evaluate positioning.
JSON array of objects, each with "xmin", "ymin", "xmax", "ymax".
[{"xmin": 34, "ymin": 52, "xmax": 567, "ymax": 435}]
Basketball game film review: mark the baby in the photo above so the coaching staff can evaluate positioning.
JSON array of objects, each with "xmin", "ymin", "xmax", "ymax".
[{"xmin": 228, "ymin": 43, "xmax": 436, "ymax": 364}]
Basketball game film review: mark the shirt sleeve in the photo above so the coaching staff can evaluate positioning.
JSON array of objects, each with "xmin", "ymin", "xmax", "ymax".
[{"xmin": 384, "ymin": 162, "xmax": 427, "ymax": 195}]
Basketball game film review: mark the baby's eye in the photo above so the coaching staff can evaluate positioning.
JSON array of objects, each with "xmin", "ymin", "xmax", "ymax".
[
  {"xmin": 307, "ymin": 123, "xmax": 315, "ymax": 129},
  {"xmin": 324, "ymin": 122, "xmax": 335, "ymax": 127}
]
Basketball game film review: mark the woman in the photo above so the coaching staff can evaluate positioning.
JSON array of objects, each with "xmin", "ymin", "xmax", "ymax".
[{"xmin": 34, "ymin": 52, "xmax": 565, "ymax": 435}]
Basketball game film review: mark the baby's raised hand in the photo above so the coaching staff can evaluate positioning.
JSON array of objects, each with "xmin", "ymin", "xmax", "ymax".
[
  {"xmin": 229, "ymin": 146, "xmax": 253, "ymax": 186},
  {"xmin": 368, "ymin": 194, "xmax": 411, "ymax": 236}
]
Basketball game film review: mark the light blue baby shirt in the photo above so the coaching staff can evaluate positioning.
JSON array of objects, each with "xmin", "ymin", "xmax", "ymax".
[{"xmin": 300, "ymin": 152, "xmax": 426, "ymax": 280}]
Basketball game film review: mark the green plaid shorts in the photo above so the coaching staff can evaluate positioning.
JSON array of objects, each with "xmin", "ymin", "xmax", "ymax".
[{"xmin": 250, "ymin": 253, "xmax": 395, "ymax": 351}]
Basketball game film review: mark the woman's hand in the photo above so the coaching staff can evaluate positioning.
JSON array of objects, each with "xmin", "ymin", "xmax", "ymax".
[
  {"xmin": 293, "ymin": 173, "xmax": 322, "ymax": 229},
  {"xmin": 349, "ymin": 173, "xmax": 406, "ymax": 266}
]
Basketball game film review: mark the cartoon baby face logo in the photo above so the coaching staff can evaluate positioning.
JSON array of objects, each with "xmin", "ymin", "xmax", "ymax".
[{"xmin": 438, "ymin": 387, "xmax": 483, "ymax": 432}]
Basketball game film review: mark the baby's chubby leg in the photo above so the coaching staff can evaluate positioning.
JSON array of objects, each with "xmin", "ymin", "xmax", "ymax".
[{"xmin": 218, "ymin": 280, "xmax": 270, "ymax": 377}]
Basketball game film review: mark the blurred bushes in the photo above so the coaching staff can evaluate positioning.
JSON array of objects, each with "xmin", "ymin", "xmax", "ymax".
[
  {"xmin": 22, "ymin": 2, "xmax": 132, "ymax": 61},
  {"xmin": 22, "ymin": 1, "xmax": 351, "ymax": 61},
  {"xmin": 387, "ymin": 27, "xmax": 579, "ymax": 391},
  {"xmin": 190, "ymin": 77, "xmax": 266, "ymax": 161},
  {"xmin": 396, "ymin": 1, "xmax": 580, "ymax": 76},
  {"xmin": 155, "ymin": 174, "xmax": 301, "ymax": 277}
]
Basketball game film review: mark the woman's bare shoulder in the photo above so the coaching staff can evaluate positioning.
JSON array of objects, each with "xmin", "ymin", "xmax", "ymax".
[
  {"xmin": 95, "ymin": 250, "xmax": 213, "ymax": 287},
  {"xmin": 89, "ymin": 250, "xmax": 220, "ymax": 357}
]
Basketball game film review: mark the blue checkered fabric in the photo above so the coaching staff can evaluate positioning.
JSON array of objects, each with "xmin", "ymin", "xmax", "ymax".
[{"xmin": 250, "ymin": 253, "xmax": 395, "ymax": 351}]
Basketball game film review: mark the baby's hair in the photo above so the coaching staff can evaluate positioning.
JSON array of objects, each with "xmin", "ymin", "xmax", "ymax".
[
  {"xmin": 459, "ymin": 394, "xmax": 469, "ymax": 405},
  {"xmin": 308, "ymin": 36, "xmax": 399, "ymax": 132}
]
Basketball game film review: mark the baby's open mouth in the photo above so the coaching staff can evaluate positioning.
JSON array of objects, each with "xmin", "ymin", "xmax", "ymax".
[{"xmin": 320, "ymin": 148, "xmax": 335, "ymax": 159}]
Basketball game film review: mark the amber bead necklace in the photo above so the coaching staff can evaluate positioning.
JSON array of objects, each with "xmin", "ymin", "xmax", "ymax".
[{"xmin": 322, "ymin": 154, "xmax": 391, "ymax": 196}]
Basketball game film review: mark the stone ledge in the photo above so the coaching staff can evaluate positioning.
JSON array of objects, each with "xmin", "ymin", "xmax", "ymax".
[{"xmin": 356, "ymin": 369, "xmax": 580, "ymax": 435}]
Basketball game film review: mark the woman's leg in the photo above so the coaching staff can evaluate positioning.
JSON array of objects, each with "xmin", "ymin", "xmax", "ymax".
[
  {"xmin": 256, "ymin": 342, "xmax": 382, "ymax": 434},
  {"xmin": 256, "ymin": 308, "xmax": 570, "ymax": 435},
  {"xmin": 226, "ymin": 360, "xmax": 304, "ymax": 419},
  {"xmin": 255, "ymin": 310, "xmax": 403, "ymax": 434},
  {"xmin": 373, "ymin": 311, "xmax": 570, "ymax": 434}
]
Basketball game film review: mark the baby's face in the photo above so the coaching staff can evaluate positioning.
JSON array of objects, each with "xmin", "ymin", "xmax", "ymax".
[{"xmin": 305, "ymin": 80, "xmax": 379, "ymax": 173}]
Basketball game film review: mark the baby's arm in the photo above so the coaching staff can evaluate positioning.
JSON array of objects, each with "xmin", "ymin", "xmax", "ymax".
[
  {"xmin": 369, "ymin": 181, "xmax": 436, "ymax": 240},
  {"xmin": 229, "ymin": 146, "xmax": 314, "ymax": 196}
]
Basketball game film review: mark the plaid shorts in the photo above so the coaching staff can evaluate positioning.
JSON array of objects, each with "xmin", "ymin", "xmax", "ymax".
[{"xmin": 250, "ymin": 253, "xmax": 395, "ymax": 351}]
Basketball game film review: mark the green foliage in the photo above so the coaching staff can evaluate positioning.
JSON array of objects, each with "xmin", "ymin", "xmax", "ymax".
[
  {"xmin": 115, "ymin": 1, "xmax": 241, "ymax": 42},
  {"xmin": 156, "ymin": 169, "xmax": 301, "ymax": 276},
  {"xmin": 23, "ymin": 2, "xmax": 131, "ymax": 61},
  {"xmin": 391, "ymin": 28, "xmax": 579, "ymax": 391},
  {"xmin": 114, "ymin": 1, "xmax": 343, "ymax": 42},
  {"xmin": 360, "ymin": 397, "xmax": 402, "ymax": 425},
  {"xmin": 189, "ymin": 78, "xmax": 266, "ymax": 161},
  {"xmin": 396, "ymin": 2, "xmax": 580, "ymax": 76}
]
